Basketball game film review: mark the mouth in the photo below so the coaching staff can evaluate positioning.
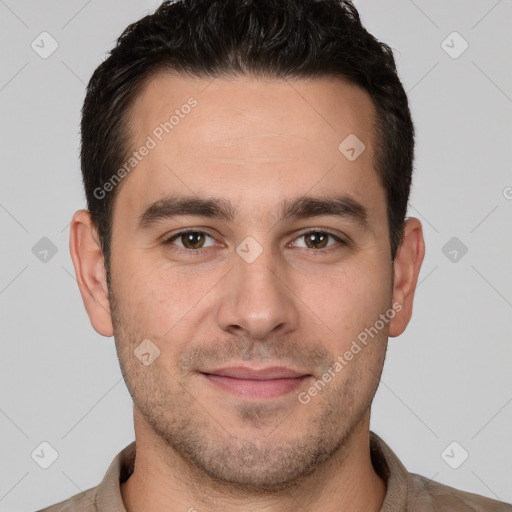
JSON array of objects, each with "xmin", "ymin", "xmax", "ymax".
[{"xmin": 200, "ymin": 366, "xmax": 312, "ymax": 400}]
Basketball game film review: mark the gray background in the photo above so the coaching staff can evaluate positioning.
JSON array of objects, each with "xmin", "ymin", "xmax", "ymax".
[{"xmin": 0, "ymin": 0, "xmax": 511, "ymax": 510}]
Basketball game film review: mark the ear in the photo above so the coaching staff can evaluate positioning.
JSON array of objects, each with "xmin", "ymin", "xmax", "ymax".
[
  {"xmin": 388, "ymin": 217, "xmax": 425, "ymax": 338},
  {"xmin": 69, "ymin": 210, "xmax": 114, "ymax": 337}
]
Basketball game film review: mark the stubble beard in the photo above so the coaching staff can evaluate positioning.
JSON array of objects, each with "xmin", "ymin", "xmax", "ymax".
[{"xmin": 109, "ymin": 287, "xmax": 382, "ymax": 495}]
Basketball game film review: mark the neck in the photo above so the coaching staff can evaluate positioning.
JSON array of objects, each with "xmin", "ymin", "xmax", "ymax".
[{"xmin": 121, "ymin": 408, "xmax": 386, "ymax": 512}]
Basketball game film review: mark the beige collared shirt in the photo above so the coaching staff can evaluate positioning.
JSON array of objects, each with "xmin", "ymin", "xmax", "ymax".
[{"xmin": 37, "ymin": 431, "xmax": 512, "ymax": 511}]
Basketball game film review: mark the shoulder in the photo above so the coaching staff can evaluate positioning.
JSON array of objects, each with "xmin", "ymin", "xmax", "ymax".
[
  {"xmin": 408, "ymin": 472, "xmax": 512, "ymax": 511},
  {"xmin": 35, "ymin": 486, "xmax": 98, "ymax": 512}
]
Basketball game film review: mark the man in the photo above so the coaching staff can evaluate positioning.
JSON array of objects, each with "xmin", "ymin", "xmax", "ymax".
[{"xmin": 38, "ymin": 0, "xmax": 511, "ymax": 510}]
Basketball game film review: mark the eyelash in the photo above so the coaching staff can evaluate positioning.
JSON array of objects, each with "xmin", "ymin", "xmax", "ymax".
[{"xmin": 162, "ymin": 228, "xmax": 347, "ymax": 257}]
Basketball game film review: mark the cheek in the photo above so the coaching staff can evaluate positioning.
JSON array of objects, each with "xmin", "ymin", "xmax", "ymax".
[
  {"xmin": 301, "ymin": 260, "xmax": 391, "ymax": 348},
  {"xmin": 118, "ymin": 259, "xmax": 223, "ymax": 341}
]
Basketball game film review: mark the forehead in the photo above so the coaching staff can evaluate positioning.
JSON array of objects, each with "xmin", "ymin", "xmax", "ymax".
[{"xmin": 115, "ymin": 72, "xmax": 384, "ymax": 224}]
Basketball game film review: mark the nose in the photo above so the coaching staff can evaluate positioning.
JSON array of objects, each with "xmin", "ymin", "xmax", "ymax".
[{"xmin": 216, "ymin": 245, "xmax": 300, "ymax": 340}]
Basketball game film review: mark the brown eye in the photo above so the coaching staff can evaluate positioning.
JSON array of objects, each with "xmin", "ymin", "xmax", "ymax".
[
  {"xmin": 304, "ymin": 232, "xmax": 330, "ymax": 249},
  {"xmin": 164, "ymin": 230, "xmax": 216, "ymax": 251},
  {"xmin": 293, "ymin": 230, "xmax": 345, "ymax": 251},
  {"xmin": 180, "ymin": 232, "xmax": 207, "ymax": 249}
]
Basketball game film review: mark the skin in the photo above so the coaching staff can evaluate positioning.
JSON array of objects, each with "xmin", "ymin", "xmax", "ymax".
[{"xmin": 70, "ymin": 73, "xmax": 425, "ymax": 512}]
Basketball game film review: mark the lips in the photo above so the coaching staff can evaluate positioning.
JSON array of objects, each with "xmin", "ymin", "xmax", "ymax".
[
  {"xmin": 200, "ymin": 366, "xmax": 311, "ymax": 400},
  {"xmin": 202, "ymin": 366, "xmax": 307, "ymax": 380}
]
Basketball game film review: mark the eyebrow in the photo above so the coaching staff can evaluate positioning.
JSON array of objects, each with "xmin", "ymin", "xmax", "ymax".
[{"xmin": 137, "ymin": 193, "xmax": 371, "ymax": 232}]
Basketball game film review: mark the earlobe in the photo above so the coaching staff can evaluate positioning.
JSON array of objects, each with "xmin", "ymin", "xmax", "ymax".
[
  {"xmin": 69, "ymin": 210, "xmax": 114, "ymax": 337},
  {"xmin": 388, "ymin": 217, "xmax": 425, "ymax": 338}
]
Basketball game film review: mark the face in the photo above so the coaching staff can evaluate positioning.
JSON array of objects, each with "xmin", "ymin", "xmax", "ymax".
[{"xmin": 105, "ymin": 73, "xmax": 399, "ymax": 490}]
